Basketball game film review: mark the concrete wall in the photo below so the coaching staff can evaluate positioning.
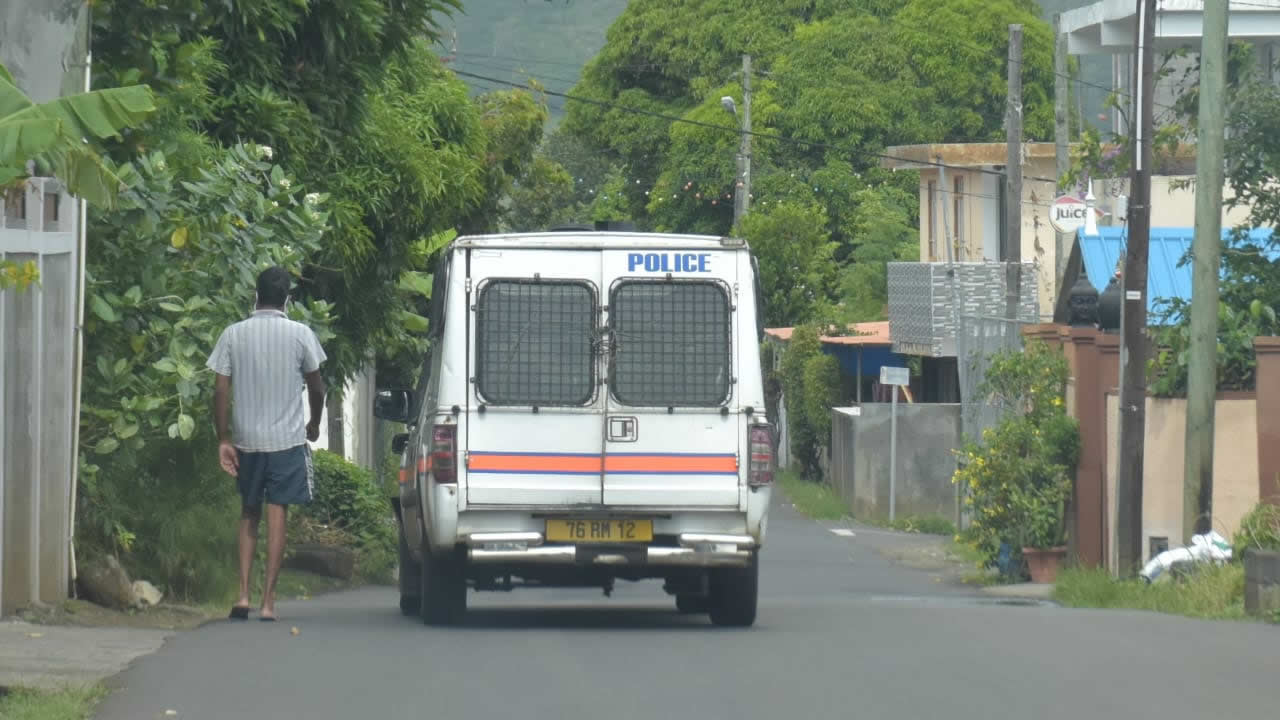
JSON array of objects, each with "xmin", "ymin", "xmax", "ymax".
[
  {"xmin": 829, "ymin": 404, "xmax": 962, "ymax": 523},
  {"xmin": 312, "ymin": 365, "xmax": 377, "ymax": 471},
  {"xmin": 1104, "ymin": 395, "xmax": 1260, "ymax": 569}
]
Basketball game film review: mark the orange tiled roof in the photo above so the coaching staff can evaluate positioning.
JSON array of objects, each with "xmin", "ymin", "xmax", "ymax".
[{"xmin": 763, "ymin": 321, "xmax": 891, "ymax": 347}]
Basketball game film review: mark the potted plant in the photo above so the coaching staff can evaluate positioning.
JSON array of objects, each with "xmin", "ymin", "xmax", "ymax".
[
  {"xmin": 1015, "ymin": 470, "xmax": 1071, "ymax": 583},
  {"xmin": 952, "ymin": 341, "xmax": 1080, "ymax": 583}
]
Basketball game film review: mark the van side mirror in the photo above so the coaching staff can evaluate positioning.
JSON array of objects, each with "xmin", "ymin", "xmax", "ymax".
[
  {"xmin": 391, "ymin": 433, "xmax": 410, "ymax": 454},
  {"xmin": 374, "ymin": 388, "xmax": 412, "ymax": 423}
]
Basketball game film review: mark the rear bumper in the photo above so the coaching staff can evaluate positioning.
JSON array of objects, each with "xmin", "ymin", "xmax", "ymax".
[{"xmin": 466, "ymin": 533, "xmax": 756, "ymax": 568}]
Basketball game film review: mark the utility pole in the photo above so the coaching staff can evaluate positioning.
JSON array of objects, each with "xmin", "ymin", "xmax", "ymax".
[
  {"xmin": 733, "ymin": 53, "xmax": 753, "ymax": 227},
  {"xmin": 1005, "ymin": 24, "xmax": 1024, "ymax": 325},
  {"xmin": 1184, "ymin": 0, "xmax": 1229, "ymax": 542},
  {"xmin": 1117, "ymin": 0, "xmax": 1155, "ymax": 576},
  {"xmin": 1054, "ymin": 13, "xmax": 1071, "ymax": 285}
]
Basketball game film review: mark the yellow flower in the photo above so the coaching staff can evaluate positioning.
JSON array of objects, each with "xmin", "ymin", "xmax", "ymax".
[{"xmin": 1053, "ymin": 397, "xmax": 1063, "ymax": 407}]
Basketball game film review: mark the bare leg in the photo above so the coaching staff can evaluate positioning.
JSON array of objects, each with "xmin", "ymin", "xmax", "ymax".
[
  {"xmin": 261, "ymin": 503, "xmax": 288, "ymax": 619},
  {"xmin": 237, "ymin": 506, "xmax": 261, "ymax": 609}
]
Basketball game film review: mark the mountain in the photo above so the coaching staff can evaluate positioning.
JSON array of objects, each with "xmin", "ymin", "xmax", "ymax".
[{"xmin": 440, "ymin": 0, "xmax": 629, "ymax": 123}]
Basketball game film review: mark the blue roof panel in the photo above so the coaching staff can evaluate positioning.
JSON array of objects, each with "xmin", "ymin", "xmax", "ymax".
[{"xmin": 1078, "ymin": 227, "xmax": 1277, "ymax": 315}]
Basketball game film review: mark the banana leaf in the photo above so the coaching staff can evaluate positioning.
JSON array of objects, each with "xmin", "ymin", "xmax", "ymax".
[{"xmin": 0, "ymin": 61, "xmax": 154, "ymax": 208}]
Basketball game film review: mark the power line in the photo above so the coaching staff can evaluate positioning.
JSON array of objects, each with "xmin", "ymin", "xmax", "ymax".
[
  {"xmin": 452, "ymin": 69, "xmax": 1063, "ymax": 185},
  {"xmin": 450, "ymin": 58, "xmax": 582, "ymax": 88}
]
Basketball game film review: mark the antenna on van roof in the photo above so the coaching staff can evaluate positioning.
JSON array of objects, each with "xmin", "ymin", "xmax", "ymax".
[
  {"xmin": 594, "ymin": 220, "xmax": 635, "ymax": 232},
  {"xmin": 547, "ymin": 224, "xmax": 593, "ymax": 232}
]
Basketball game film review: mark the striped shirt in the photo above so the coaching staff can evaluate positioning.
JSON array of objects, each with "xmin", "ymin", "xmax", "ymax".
[{"xmin": 206, "ymin": 309, "xmax": 327, "ymax": 452}]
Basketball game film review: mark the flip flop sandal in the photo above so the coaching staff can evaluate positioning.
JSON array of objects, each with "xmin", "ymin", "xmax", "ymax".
[
  {"xmin": 259, "ymin": 615, "xmax": 278, "ymax": 622},
  {"xmin": 229, "ymin": 606, "xmax": 251, "ymax": 620}
]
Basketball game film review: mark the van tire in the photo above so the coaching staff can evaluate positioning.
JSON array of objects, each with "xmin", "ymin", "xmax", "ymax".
[
  {"xmin": 675, "ymin": 594, "xmax": 710, "ymax": 614},
  {"xmin": 708, "ymin": 551, "xmax": 758, "ymax": 627},
  {"xmin": 419, "ymin": 542, "xmax": 467, "ymax": 626},
  {"xmin": 397, "ymin": 521, "xmax": 421, "ymax": 617}
]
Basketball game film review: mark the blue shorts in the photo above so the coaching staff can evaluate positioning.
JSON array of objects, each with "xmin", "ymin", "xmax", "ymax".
[{"xmin": 237, "ymin": 444, "xmax": 314, "ymax": 507}]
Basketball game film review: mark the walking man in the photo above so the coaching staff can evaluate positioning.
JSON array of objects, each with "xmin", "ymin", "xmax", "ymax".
[{"xmin": 207, "ymin": 266, "xmax": 327, "ymax": 621}]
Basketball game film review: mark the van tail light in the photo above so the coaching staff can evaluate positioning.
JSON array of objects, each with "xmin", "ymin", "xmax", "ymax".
[
  {"xmin": 748, "ymin": 425, "xmax": 774, "ymax": 486},
  {"xmin": 430, "ymin": 424, "xmax": 458, "ymax": 484}
]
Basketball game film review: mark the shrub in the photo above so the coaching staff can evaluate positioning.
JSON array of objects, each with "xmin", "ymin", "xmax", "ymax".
[
  {"xmin": 306, "ymin": 450, "xmax": 397, "ymax": 582},
  {"xmin": 1234, "ymin": 501, "xmax": 1280, "ymax": 557},
  {"xmin": 892, "ymin": 514, "xmax": 956, "ymax": 536},
  {"xmin": 801, "ymin": 352, "xmax": 842, "ymax": 449},
  {"xmin": 953, "ymin": 341, "xmax": 1081, "ymax": 578},
  {"xmin": 779, "ymin": 325, "xmax": 844, "ymax": 479}
]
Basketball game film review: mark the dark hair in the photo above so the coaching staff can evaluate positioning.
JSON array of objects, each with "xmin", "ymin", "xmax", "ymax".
[{"xmin": 256, "ymin": 266, "xmax": 292, "ymax": 308}]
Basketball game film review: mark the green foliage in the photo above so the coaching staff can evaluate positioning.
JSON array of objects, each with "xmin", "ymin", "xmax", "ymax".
[
  {"xmin": 740, "ymin": 201, "xmax": 837, "ymax": 326},
  {"xmin": 1054, "ymin": 565, "xmax": 1247, "ymax": 621},
  {"xmin": 76, "ymin": 143, "xmax": 333, "ymax": 583},
  {"xmin": 891, "ymin": 514, "xmax": 957, "ymax": 536},
  {"xmin": 778, "ymin": 470, "xmax": 849, "ymax": 521},
  {"xmin": 505, "ymin": 154, "xmax": 578, "ymax": 231},
  {"xmin": 0, "ymin": 684, "xmax": 106, "ymax": 720},
  {"xmin": 0, "ymin": 60, "xmax": 154, "ymax": 208},
  {"xmin": 1234, "ymin": 502, "xmax": 1280, "ymax": 558},
  {"xmin": 801, "ymin": 352, "xmax": 842, "ymax": 450},
  {"xmin": 0, "ymin": 258, "xmax": 39, "ymax": 291},
  {"xmin": 779, "ymin": 326, "xmax": 842, "ymax": 478},
  {"xmin": 88, "ymin": 1, "xmax": 544, "ymax": 385},
  {"xmin": 306, "ymin": 450, "xmax": 396, "ymax": 581},
  {"xmin": 1150, "ymin": 293, "xmax": 1279, "ymax": 396},
  {"xmin": 80, "ymin": 144, "xmax": 332, "ymax": 463},
  {"xmin": 953, "ymin": 342, "xmax": 1080, "ymax": 577},
  {"xmin": 562, "ymin": 0, "xmax": 1056, "ymax": 324}
]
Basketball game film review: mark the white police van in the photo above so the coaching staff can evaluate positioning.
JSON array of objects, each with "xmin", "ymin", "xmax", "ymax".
[{"xmin": 376, "ymin": 228, "xmax": 774, "ymax": 627}]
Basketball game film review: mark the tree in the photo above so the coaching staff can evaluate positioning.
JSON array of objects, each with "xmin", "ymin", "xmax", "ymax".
[
  {"xmin": 76, "ymin": 0, "xmax": 553, "ymax": 597},
  {"xmin": 88, "ymin": 0, "xmax": 523, "ymax": 384},
  {"xmin": 738, "ymin": 201, "xmax": 837, "ymax": 327},
  {"xmin": 560, "ymin": 0, "xmax": 1055, "ymax": 324}
]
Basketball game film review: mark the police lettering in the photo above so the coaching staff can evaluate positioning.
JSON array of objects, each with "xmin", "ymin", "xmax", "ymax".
[{"xmin": 626, "ymin": 252, "xmax": 710, "ymax": 273}]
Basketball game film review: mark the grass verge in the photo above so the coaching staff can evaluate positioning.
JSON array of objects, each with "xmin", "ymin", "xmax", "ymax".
[
  {"xmin": 859, "ymin": 512, "xmax": 957, "ymax": 537},
  {"xmin": 0, "ymin": 685, "xmax": 105, "ymax": 720},
  {"xmin": 778, "ymin": 471, "xmax": 849, "ymax": 520},
  {"xmin": 778, "ymin": 471, "xmax": 958, "ymax": 536},
  {"xmin": 19, "ymin": 569, "xmax": 353, "ymax": 630},
  {"xmin": 1053, "ymin": 564, "xmax": 1249, "ymax": 621}
]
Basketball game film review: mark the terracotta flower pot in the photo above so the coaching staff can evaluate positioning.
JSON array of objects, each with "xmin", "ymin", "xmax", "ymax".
[{"xmin": 1022, "ymin": 546, "xmax": 1067, "ymax": 584}]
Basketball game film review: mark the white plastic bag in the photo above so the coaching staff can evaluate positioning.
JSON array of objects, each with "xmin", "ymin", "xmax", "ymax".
[{"xmin": 1139, "ymin": 531, "xmax": 1232, "ymax": 583}]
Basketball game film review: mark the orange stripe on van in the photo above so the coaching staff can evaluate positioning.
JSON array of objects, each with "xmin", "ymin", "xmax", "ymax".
[
  {"xmin": 604, "ymin": 454, "xmax": 738, "ymax": 474},
  {"xmin": 469, "ymin": 453, "xmax": 603, "ymax": 474},
  {"xmin": 467, "ymin": 452, "xmax": 738, "ymax": 475}
]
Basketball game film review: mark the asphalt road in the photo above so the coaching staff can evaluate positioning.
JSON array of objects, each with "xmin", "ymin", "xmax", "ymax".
[{"xmin": 97, "ymin": 497, "xmax": 1278, "ymax": 720}]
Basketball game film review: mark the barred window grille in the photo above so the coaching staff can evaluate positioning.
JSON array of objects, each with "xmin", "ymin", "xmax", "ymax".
[
  {"xmin": 476, "ymin": 280, "xmax": 596, "ymax": 406},
  {"xmin": 610, "ymin": 280, "xmax": 731, "ymax": 407}
]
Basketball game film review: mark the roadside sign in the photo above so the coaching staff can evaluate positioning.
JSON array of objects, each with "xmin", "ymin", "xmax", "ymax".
[
  {"xmin": 1050, "ymin": 195, "xmax": 1103, "ymax": 234},
  {"xmin": 880, "ymin": 366, "xmax": 909, "ymax": 386},
  {"xmin": 879, "ymin": 365, "xmax": 909, "ymax": 524}
]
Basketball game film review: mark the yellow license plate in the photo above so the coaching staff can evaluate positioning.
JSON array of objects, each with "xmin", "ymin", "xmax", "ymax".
[{"xmin": 546, "ymin": 519, "xmax": 653, "ymax": 543}]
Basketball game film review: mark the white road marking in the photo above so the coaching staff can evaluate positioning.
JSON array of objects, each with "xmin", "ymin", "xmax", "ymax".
[{"xmin": 829, "ymin": 528, "xmax": 856, "ymax": 538}]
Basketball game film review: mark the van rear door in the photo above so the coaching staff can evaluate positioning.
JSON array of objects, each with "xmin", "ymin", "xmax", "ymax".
[
  {"xmin": 599, "ymin": 249, "xmax": 741, "ymax": 507},
  {"xmin": 464, "ymin": 248, "xmax": 604, "ymax": 506}
]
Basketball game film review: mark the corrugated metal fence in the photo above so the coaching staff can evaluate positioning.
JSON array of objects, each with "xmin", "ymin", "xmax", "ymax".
[{"xmin": 957, "ymin": 314, "xmax": 1031, "ymax": 444}]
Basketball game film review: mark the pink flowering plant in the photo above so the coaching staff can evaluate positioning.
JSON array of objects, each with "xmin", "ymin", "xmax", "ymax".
[{"xmin": 953, "ymin": 341, "xmax": 1081, "ymax": 575}]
